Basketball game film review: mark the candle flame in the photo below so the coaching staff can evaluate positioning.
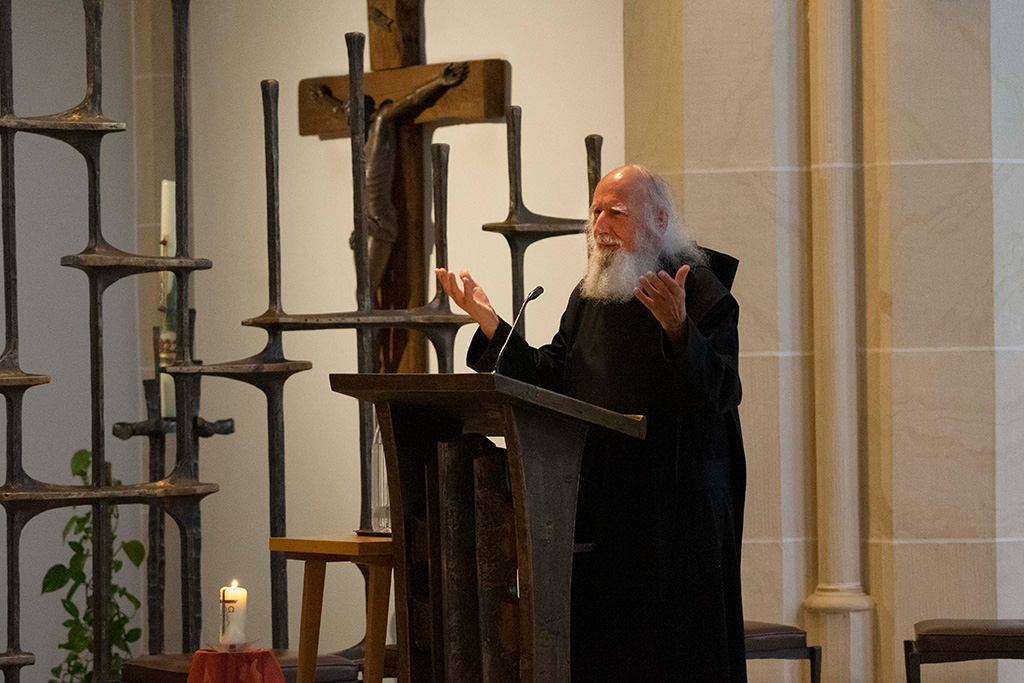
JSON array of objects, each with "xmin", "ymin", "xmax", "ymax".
[{"xmin": 231, "ymin": 580, "xmax": 238, "ymax": 589}]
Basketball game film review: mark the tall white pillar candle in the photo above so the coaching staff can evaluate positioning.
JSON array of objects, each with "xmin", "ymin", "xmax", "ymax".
[
  {"xmin": 159, "ymin": 179, "xmax": 177, "ymax": 418},
  {"xmin": 219, "ymin": 580, "xmax": 247, "ymax": 646}
]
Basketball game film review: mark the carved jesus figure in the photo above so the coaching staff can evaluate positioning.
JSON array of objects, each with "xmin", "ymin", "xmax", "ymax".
[{"xmin": 316, "ymin": 62, "xmax": 470, "ymax": 298}]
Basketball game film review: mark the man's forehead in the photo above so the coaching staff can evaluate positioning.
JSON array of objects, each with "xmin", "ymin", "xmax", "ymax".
[{"xmin": 593, "ymin": 175, "xmax": 641, "ymax": 207}]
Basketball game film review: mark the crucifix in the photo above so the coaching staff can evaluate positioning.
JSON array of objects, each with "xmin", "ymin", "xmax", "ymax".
[{"xmin": 299, "ymin": 0, "xmax": 511, "ymax": 373}]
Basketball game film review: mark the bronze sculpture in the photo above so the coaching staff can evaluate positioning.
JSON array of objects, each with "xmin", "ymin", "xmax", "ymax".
[{"xmin": 316, "ymin": 62, "xmax": 470, "ymax": 298}]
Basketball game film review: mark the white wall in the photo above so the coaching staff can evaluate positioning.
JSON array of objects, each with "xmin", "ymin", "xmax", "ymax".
[
  {"xmin": 188, "ymin": 0, "xmax": 623, "ymax": 653},
  {"xmin": 0, "ymin": 0, "xmax": 141, "ymax": 675}
]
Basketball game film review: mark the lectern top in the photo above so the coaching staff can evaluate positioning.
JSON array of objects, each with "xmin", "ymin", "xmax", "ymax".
[{"xmin": 328, "ymin": 372, "xmax": 646, "ymax": 439}]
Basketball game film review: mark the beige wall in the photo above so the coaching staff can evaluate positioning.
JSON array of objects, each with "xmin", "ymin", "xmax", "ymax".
[{"xmin": 626, "ymin": 1, "xmax": 1024, "ymax": 682}]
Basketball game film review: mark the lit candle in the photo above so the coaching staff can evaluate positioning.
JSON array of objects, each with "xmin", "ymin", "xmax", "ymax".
[{"xmin": 219, "ymin": 580, "xmax": 247, "ymax": 646}]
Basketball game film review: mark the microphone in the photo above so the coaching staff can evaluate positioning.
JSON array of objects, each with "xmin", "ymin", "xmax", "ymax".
[{"xmin": 493, "ymin": 286, "xmax": 544, "ymax": 375}]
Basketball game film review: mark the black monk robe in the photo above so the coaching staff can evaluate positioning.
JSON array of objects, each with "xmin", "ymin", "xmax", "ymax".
[{"xmin": 467, "ymin": 257, "xmax": 747, "ymax": 683}]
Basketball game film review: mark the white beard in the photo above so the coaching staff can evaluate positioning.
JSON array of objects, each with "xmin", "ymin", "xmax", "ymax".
[{"xmin": 580, "ymin": 228, "xmax": 662, "ymax": 303}]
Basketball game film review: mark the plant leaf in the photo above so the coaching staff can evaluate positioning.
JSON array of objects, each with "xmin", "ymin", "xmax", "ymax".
[
  {"xmin": 70, "ymin": 449, "xmax": 91, "ymax": 478},
  {"xmin": 67, "ymin": 623, "xmax": 90, "ymax": 653},
  {"xmin": 61, "ymin": 597, "xmax": 79, "ymax": 618},
  {"xmin": 42, "ymin": 564, "xmax": 71, "ymax": 594},
  {"xmin": 62, "ymin": 516, "xmax": 76, "ymax": 541},
  {"xmin": 68, "ymin": 568, "xmax": 86, "ymax": 585},
  {"xmin": 68, "ymin": 541, "xmax": 84, "ymax": 554},
  {"xmin": 125, "ymin": 627, "xmax": 142, "ymax": 643},
  {"xmin": 124, "ymin": 591, "xmax": 141, "ymax": 610},
  {"xmin": 69, "ymin": 553, "xmax": 85, "ymax": 574},
  {"xmin": 121, "ymin": 540, "xmax": 145, "ymax": 567}
]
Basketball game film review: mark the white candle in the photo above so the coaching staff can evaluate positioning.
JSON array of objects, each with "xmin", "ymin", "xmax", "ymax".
[
  {"xmin": 219, "ymin": 580, "xmax": 247, "ymax": 645},
  {"xmin": 159, "ymin": 179, "xmax": 177, "ymax": 418}
]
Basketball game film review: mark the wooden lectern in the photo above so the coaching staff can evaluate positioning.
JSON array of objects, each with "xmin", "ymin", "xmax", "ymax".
[{"xmin": 329, "ymin": 373, "xmax": 645, "ymax": 683}]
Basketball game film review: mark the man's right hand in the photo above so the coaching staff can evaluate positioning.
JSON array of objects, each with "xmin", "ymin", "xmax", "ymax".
[{"xmin": 436, "ymin": 268, "xmax": 500, "ymax": 339}]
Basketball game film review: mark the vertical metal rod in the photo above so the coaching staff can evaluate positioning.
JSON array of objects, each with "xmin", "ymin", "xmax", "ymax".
[
  {"xmin": 505, "ymin": 105, "xmax": 528, "ymax": 216},
  {"xmin": 431, "ymin": 144, "xmax": 449, "ymax": 308},
  {"xmin": 0, "ymin": 0, "xmax": 16, "ymax": 367},
  {"xmin": 585, "ymin": 134, "xmax": 602, "ymax": 205},
  {"xmin": 0, "ymin": 0, "xmax": 13, "ymax": 117},
  {"xmin": 262, "ymin": 80, "xmax": 283, "ymax": 314},
  {"xmin": 2, "ymin": 130, "xmax": 17, "ymax": 357},
  {"xmin": 508, "ymin": 239, "xmax": 527, "ymax": 337},
  {"xmin": 5, "ymin": 482, "xmax": 23, "ymax": 657},
  {"xmin": 171, "ymin": 0, "xmax": 193, "ymax": 366},
  {"xmin": 172, "ymin": 372, "xmax": 202, "ymax": 651},
  {"xmin": 84, "ymin": 141, "xmax": 103, "ymax": 248},
  {"xmin": 347, "ymin": 32, "xmax": 374, "ymax": 529},
  {"xmin": 346, "ymin": 32, "xmax": 370, "ymax": 313},
  {"xmin": 146, "ymin": 330, "xmax": 166, "ymax": 653},
  {"xmin": 82, "ymin": 0, "xmax": 102, "ymax": 113},
  {"xmin": 91, "ymin": 502, "xmax": 112, "ymax": 679},
  {"xmin": 3, "ymin": 3, "xmax": 24, "ymax": 679},
  {"xmin": 4, "ymin": 390, "xmax": 23, "ymax": 486},
  {"xmin": 427, "ymin": 332, "xmax": 455, "ymax": 375},
  {"xmin": 169, "ymin": 0, "xmax": 204, "ymax": 649},
  {"xmin": 176, "ymin": 501, "xmax": 203, "ymax": 653},
  {"xmin": 88, "ymin": 275, "xmax": 111, "ymax": 681},
  {"xmin": 266, "ymin": 386, "xmax": 289, "ymax": 649},
  {"xmin": 146, "ymin": 412, "xmax": 167, "ymax": 652},
  {"xmin": 505, "ymin": 106, "xmax": 524, "ymax": 216}
]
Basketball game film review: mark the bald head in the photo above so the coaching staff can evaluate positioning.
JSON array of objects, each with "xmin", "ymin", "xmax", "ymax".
[{"xmin": 582, "ymin": 164, "xmax": 703, "ymax": 301}]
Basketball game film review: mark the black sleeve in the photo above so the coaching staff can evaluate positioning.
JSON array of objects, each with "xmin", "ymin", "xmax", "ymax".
[
  {"xmin": 466, "ymin": 291, "xmax": 578, "ymax": 394},
  {"xmin": 663, "ymin": 293, "xmax": 742, "ymax": 413}
]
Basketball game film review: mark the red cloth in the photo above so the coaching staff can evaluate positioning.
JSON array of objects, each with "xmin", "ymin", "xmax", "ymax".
[{"xmin": 187, "ymin": 649, "xmax": 286, "ymax": 683}]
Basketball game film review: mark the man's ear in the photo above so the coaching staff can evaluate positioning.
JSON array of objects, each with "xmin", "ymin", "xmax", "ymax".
[{"xmin": 656, "ymin": 207, "xmax": 669, "ymax": 233}]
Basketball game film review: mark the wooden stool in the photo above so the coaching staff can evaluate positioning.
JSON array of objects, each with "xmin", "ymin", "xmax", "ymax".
[
  {"xmin": 744, "ymin": 620, "xmax": 821, "ymax": 683},
  {"xmin": 270, "ymin": 535, "xmax": 393, "ymax": 683},
  {"xmin": 905, "ymin": 619, "xmax": 1024, "ymax": 682}
]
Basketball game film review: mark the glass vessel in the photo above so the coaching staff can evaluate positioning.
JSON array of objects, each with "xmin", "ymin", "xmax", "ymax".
[{"xmin": 371, "ymin": 418, "xmax": 391, "ymax": 533}]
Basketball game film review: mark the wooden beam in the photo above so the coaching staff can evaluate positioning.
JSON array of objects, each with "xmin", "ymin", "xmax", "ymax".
[
  {"xmin": 366, "ymin": 0, "xmax": 424, "ymax": 70},
  {"xmin": 298, "ymin": 60, "xmax": 511, "ymax": 140}
]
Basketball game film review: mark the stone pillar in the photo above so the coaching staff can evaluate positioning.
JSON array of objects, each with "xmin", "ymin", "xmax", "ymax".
[
  {"xmin": 802, "ymin": 1, "xmax": 874, "ymax": 681},
  {"xmin": 862, "ymin": 0, "xmax": 1005, "ymax": 681}
]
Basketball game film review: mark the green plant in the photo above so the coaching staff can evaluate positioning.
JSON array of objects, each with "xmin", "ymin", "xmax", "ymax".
[{"xmin": 41, "ymin": 449, "xmax": 146, "ymax": 683}]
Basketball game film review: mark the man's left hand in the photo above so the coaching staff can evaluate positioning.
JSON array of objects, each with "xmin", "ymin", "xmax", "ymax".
[{"xmin": 635, "ymin": 265, "xmax": 689, "ymax": 344}]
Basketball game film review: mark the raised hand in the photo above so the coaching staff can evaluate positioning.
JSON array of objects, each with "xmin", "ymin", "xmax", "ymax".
[
  {"xmin": 635, "ymin": 265, "xmax": 689, "ymax": 343},
  {"xmin": 436, "ymin": 268, "xmax": 500, "ymax": 338}
]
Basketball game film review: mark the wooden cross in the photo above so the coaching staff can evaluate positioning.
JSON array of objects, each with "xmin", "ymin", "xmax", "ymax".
[{"xmin": 298, "ymin": 0, "xmax": 511, "ymax": 373}]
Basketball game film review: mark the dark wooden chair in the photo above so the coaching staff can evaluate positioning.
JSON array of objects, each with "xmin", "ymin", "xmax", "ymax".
[
  {"xmin": 744, "ymin": 620, "xmax": 821, "ymax": 683},
  {"xmin": 904, "ymin": 619, "xmax": 1024, "ymax": 682}
]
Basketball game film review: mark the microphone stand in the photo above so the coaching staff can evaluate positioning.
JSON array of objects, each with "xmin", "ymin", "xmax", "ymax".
[{"xmin": 493, "ymin": 285, "xmax": 543, "ymax": 375}]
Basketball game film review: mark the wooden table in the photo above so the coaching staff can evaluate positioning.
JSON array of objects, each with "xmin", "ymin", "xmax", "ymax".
[{"xmin": 269, "ymin": 535, "xmax": 393, "ymax": 683}]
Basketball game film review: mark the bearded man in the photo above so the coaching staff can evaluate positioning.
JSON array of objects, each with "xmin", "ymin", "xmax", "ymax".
[{"xmin": 436, "ymin": 165, "xmax": 747, "ymax": 682}]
